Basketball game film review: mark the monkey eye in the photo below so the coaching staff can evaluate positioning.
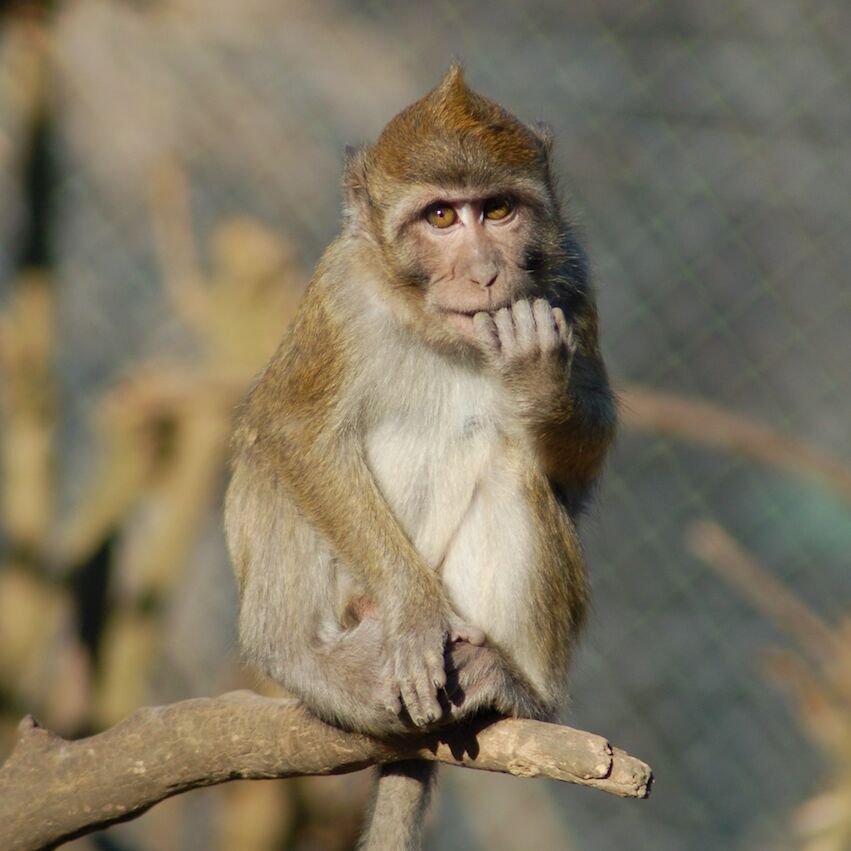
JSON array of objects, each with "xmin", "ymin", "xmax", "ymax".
[
  {"xmin": 425, "ymin": 203, "xmax": 458, "ymax": 229},
  {"xmin": 483, "ymin": 197, "xmax": 513, "ymax": 221}
]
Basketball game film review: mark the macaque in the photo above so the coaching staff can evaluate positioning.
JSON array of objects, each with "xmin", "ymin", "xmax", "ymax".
[{"xmin": 225, "ymin": 65, "xmax": 616, "ymax": 850}]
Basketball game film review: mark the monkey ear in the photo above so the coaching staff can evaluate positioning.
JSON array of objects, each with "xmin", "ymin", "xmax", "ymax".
[
  {"xmin": 342, "ymin": 145, "xmax": 372, "ymax": 232},
  {"xmin": 529, "ymin": 121, "xmax": 554, "ymax": 156}
]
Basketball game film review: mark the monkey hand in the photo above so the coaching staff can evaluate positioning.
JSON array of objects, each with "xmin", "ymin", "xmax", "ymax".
[
  {"xmin": 382, "ymin": 611, "xmax": 485, "ymax": 728},
  {"xmin": 473, "ymin": 298, "xmax": 575, "ymax": 413}
]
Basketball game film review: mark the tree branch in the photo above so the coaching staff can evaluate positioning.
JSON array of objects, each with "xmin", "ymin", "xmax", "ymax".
[
  {"xmin": 619, "ymin": 385, "xmax": 851, "ymax": 506},
  {"xmin": 0, "ymin": 690, "xmax": 652, "ymax": 851}
]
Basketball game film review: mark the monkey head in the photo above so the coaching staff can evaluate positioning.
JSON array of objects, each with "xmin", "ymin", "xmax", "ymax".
[{"xmin": 343, "ymin": 65, "xmax": 571, "ymax": 350}]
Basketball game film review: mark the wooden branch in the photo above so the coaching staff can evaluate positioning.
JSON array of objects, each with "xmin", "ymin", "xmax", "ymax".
[{"xmin": 0, "ymin": 690, "xmax": 652, "ymax": 851}]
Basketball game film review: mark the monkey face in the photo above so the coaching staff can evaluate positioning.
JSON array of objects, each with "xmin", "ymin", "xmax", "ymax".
[
  {"xmin": 421, "ymin": 194, "xmax": 532, "ymax": 339},
  {"xmin": 383, "ymin": 183, "xmax": 557, "ymax": 345},
  {"xmin": 341, "ymin": 65, "xmax": 569, "ymax": 352}
]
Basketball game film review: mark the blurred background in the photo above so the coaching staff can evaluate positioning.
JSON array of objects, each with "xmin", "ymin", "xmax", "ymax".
[{"xmin": 1, "ymin": 1, "xmax": 849, "ymax": 849}]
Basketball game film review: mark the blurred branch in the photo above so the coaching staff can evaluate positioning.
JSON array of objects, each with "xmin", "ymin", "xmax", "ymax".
[
  {"xmin": 0, "ymin": 5, "xmax": 51, "ymax": 147},
  {"xmin": 0, "ymin": 691, "xmax": 652, "ymax": 851},
  {"xmin": 620, "ymin": 385, "xmax": 851, "ymax": 506},
  {"xmin": 687, "ymin": 521, "xmax": 842, "ymax": 664},
  {"xmin": 0, "ymin": 273, "xmax": 55, "ymax": 554},
  {"xmin": 688, "ymin": 520, "xmax": 851, "ymax": 851},
  {"xmin": 0, "ymin": 0, "xmax": 56, "ymax": 556},
  {"xmin": 147, "ymin": 158, "xmax": 206, "ymax": 326}
]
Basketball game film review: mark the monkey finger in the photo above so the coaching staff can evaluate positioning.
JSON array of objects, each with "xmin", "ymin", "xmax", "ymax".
[
  {"xmin": 413, "ymin": 677, "xmax": 442, "ymax": 725},
  {"xmin": 533, "ymin": 299, "xmax": 559, "ymax": 352},
  {"xmin": 378, "ymin": 663, "xmax": 403, "ymax": 715},
  {"xmin": 382, "ymin": 686, "xmax": 402, "ymax": 717},
  {"xmin": 552, "ymin": 307, "xmax": 574, "ymax": 351},
  {"xmin": 399, "ymin": 680, "xmax": 423, "ymax": 724},
  {"xmin": 429, "ymin": 659, "xmax": 448, "ymax": 691},
  {"xmin": 472, "ymin": 311, "xmax": 500, "ymax": 355},
  {"xmin": 400, "ymin": 678, "xmax": 438, "ymax": 726},
  {"xmin": 510, "ymin": 299, "xmax": 536, "ymax": 353},
  {"xmin": 493, "ymin": 306, "xmax": 517, "ymax": 357}
]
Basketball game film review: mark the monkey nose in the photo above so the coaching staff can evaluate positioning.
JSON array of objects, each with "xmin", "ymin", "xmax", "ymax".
[{"xmin": 472, "ymin": 270, "xmax": 499, "ymax": 289}]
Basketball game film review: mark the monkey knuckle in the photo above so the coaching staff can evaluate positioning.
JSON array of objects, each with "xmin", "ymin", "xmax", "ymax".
[
  {"xmin": 498, "ymin": 344, "xmax": 520, "ymax": 365},
  {"xmin": 511, "ymin": 299, "xmax": 533, "ymax": 321},
  {"xmin": 425, "ymin": 647, "xmax": 443, "ymax": 671},
  {"xmin": 381, "ymin": 691, "xmax": 401, "ymax": 715},
  {"xmin": 526, "ymin": 336, "xmax": 544, "ymax": 356},
  {"xmin": 493, "ymin": 310, "xmax": 515, "ymax": 336},
  {"xmin": 538, "ymin": 334, "xmax": 559, "ymax": 355},
  {"xmin": 508, "ymin": 345, "xmax": 539, "ymax": 368}
]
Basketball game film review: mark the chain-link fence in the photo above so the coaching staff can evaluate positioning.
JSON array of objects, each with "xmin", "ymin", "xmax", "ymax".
[{"xmin": 1, "ymin": 1, "xmax": 849, "ymax": 849}]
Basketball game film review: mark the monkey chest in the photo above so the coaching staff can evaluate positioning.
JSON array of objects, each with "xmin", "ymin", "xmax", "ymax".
[
  {"xmin": 364, "ymin": 379, "xmax": 520, "ymax": 568},
  {"xmin": 364, "ymin": 384, "xmax": 540, "ymax": 656}
]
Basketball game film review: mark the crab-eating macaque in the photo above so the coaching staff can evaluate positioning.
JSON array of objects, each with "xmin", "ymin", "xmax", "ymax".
[{"xmin": 225, "ymin": 65, "xmax": 616, "ymax": 851}]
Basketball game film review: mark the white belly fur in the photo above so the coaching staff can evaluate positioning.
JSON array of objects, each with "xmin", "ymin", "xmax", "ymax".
[{"xmin": 364, "ymin": 362, "xmax": 544, "ymax": 690}]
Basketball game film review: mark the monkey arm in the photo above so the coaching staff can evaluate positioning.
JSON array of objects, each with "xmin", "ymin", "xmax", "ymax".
[
  {"xmin": 538, "ymin": 284, "xmax": 618, "ymax": 493},
  {"xmin": 271, "ymin": 423, "xmax": 467, "ymax": 717},
  {"xmin": 276, "ymin": 428, "xmax": 447, "ymax": 620},
  {"xmin": 242, "ymin": 281, "xmax": 446, "ymax": 624},
  {"xmin": 534, "ymin": 349, "xmax": 617, "ymax": 494},
  {"xmin": 474, "ymin": 298, "xmax": 616, "ymax": 496},
  {"xmin": 237, "ymin": 284, "xmax": 481, "ymax": 726}
]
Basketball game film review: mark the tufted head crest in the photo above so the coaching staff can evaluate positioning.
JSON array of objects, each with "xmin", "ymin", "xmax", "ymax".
[{"xmin": 367, "ymin": 64, "xmax": 549, "ymax": 192}]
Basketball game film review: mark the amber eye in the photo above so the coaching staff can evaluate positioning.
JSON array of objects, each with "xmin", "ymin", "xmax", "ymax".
[
  {"xmin": 425, "ymin": 204, "xmax": 457, "ymax": 229},
  {"xmin": 483, "ymin": 197, "xmax": 513, "ymax": 221}
]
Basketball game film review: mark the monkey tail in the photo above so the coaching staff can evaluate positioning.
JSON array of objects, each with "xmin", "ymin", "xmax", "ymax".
[{"xmin": 357, "ymin": 760, "xmax": 437, "ymax": 851}]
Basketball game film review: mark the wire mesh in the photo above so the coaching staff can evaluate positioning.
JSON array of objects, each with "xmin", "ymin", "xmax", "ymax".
[{"xmin": 1, "ymin": 1, "xmax": 850, "ymax": 849}]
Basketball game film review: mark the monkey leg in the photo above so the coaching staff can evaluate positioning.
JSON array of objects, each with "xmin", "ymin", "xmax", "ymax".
[{"xmin": 288, "ymin": 617, "xmax": 419, "ymax": 737}]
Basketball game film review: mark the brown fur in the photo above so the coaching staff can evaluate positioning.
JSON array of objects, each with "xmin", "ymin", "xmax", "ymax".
[{"xmin": 370, "ymin": 64, "xmax": 549, "ymax": 189}]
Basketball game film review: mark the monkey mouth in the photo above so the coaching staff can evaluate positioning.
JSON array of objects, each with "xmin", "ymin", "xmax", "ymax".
[
  {"xmin": 439, "ymin": 304, "xmax": 509, "ymax": 339},
  {"xmin": 439, "ymin": 303, "xmax": 510, "ymax": 320}
]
